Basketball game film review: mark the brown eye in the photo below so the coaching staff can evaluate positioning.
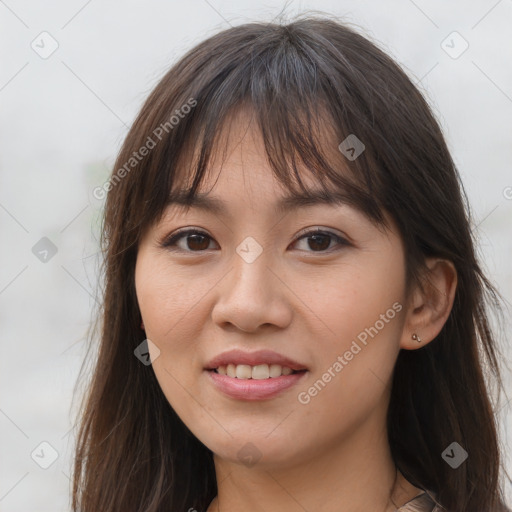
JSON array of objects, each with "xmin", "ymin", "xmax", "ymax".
[
  {"xmin": 306, "ymin": 233, "xmax": 331, "ymax": 251},
  {"xmin": 292, "ymin": 229, "xmax": 350, "ymax": 253},
  {"xmin": 162, "ymin": 229, "xmax": 216, "ymax": 252}
]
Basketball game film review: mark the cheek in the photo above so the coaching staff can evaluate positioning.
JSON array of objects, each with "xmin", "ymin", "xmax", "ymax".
[
  {"xmin": 302, "ymin": 250, "xmax": 406, "ymax": 397},
  {"xmin": 135, "ymin": 255, "xmax": 213, "ymax": 348},
  {"xmin": 135, "ymin": 252, "xmax": 219, "ymax": 400},
  {"xmin": 286, "ymin": 267, "xmax": 405, "ymax": 453},
  {"xmin": 311, "ymin": 254, "xmax": 405, "ymax": 348}
]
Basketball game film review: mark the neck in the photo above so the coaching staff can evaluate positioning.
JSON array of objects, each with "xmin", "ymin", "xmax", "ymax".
[{"xmin": 207, "ymin": 415, "xmax": 423, "ymax": 512}]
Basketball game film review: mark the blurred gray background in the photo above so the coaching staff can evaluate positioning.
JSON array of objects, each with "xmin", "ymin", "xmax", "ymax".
[{"xmin": 1, "ymin": 1, "xmax": 511, "ymax": 510}]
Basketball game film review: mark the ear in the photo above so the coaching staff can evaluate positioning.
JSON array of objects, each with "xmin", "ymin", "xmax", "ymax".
[{"xmin": 400, "ymin": 258, "xmax": 457, "ymax": 350}]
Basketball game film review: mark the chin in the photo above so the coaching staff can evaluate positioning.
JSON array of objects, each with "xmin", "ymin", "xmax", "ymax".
[{"xmin": 197, "ymin": 430, "xmax": 308, "ymax": 470}]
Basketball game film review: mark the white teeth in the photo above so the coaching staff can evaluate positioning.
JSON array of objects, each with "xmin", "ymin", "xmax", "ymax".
[
  {"xmin": 235, "ymin": 364, "xmax": 252, "ymax": 379},
  {"xmin": 269, "ymin": 364, "xmax": 282, "ymax": 378},
  {"xmin": 215, "ymin": 363, "xmax": 298, "ymax": 379},
  {"xmin": 227, "ymin": 364, "xmax": 236, "ymax": 378},
  {"xmin": 252, "ymin": 364, "xmax": 269, "ymax": 379}
]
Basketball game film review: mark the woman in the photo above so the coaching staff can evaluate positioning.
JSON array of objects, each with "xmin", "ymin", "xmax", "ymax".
[{"xmin": 73, "ymin": 15, "xmax": 511, "ymax": 512}]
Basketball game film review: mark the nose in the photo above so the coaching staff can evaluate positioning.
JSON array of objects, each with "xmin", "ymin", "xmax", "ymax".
[{"xmin": 211, "ymin": 249, "xmax": 293, "ymax": 333}]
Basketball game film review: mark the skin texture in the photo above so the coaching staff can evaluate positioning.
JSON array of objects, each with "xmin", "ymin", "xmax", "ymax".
[{"xmin": 135, "ymin": 110, "xmax": 457, "ymax": 512}]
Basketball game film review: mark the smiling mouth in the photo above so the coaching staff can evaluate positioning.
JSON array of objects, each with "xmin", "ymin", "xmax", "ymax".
[
  {"xmin": 210, "ymin": 363, "xmax": 306, "ymax": 379},
  {"xmin": 207, "ymin": 364, "xmax": 308, "ymax": 401}
]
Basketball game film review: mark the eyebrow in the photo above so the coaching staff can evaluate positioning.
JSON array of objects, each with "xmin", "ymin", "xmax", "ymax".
[{"xmin": 166, "ymin": 189, "xmax": 352, "ymax": 215}]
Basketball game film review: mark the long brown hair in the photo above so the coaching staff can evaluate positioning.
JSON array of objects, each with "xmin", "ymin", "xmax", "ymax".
[{"xmin": 72, "ymin": 14, "xmax": 511, "ymax": 512}]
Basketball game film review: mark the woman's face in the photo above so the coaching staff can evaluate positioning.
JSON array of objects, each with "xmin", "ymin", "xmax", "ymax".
[{"xmin": 135, "ymin": 111, "xmax": 410, "ymax": 470}]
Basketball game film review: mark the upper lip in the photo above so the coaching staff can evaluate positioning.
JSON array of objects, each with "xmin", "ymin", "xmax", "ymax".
[{"xmin": 205, "ymin": 349, "xmax": 308, "ymax": 371}]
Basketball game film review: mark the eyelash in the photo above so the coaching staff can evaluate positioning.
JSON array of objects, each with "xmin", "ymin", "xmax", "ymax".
[{"xmin": 160, "ymin": 228, "xmax": 350, "ymax": 254}]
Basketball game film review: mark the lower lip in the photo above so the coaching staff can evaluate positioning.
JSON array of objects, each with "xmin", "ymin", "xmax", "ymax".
[{"xmin": 206, "ymin": 370, "xmax": 308, "ymax": 400}]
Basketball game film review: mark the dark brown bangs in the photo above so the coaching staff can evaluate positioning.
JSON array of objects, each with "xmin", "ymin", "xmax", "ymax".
[{"xmin": 161, "ymin": 100, "xmax": 386, "ymax": 226}]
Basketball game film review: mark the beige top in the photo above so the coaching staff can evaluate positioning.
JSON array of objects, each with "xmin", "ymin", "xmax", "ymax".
[{"xmin": 397, "ymin": 490, "xmax": 443, "ymax": 511}]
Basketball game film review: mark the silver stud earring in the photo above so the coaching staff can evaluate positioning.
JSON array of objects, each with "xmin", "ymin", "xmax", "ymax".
[{"xmin": 412, "ymin": 333, "xmax": 422, "ymax": 343}]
